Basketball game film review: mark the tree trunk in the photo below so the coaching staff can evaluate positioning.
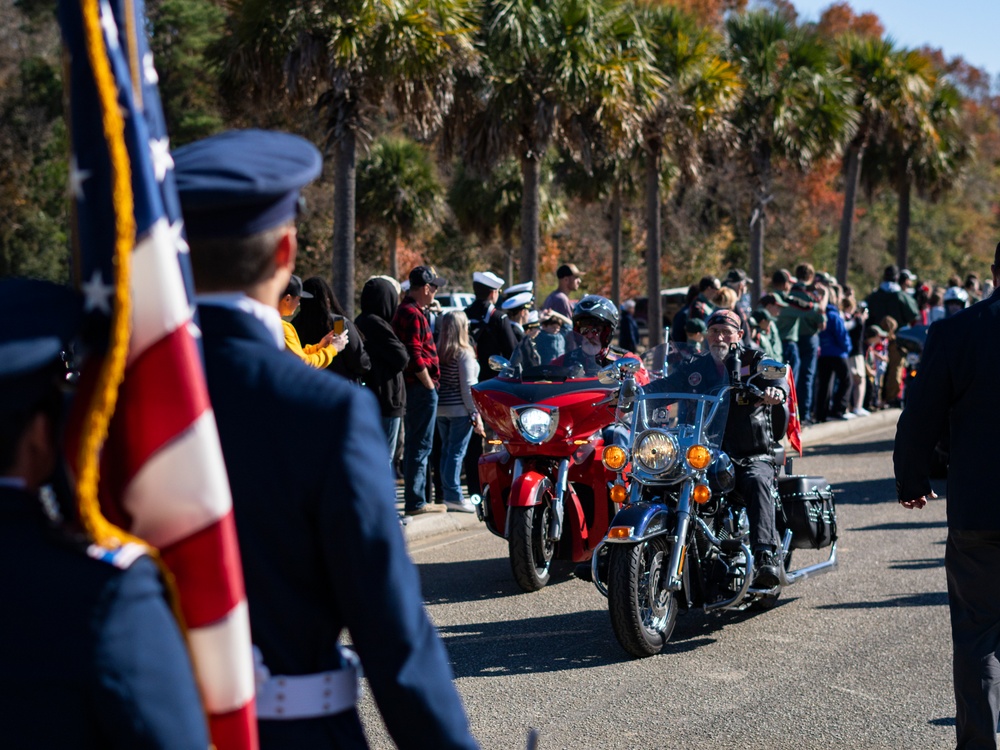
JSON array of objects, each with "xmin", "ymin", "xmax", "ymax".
[
  {"xmin": 749, "ymin": 153, "xmax": 770, "ymax": 296},
  {"xmin": 333, "ymin": 129, "xmax": 357, "ymax": 317},
  {"xmin": 645, "ymin": 142, "xmax": 663, "ymax": 349},
  {"xmin": 836, "ymin": 142, "xmax": 864, "ymax": 285},
  {"xmin": 896, "ymin": 173, "xmax": 911, "ymax": 270},
  {"xmin": 387, "ymin": 223, "xmax": 399, "ymax": 282},
  {"xmin": 611, "ymin": 181, "xmax": 622, "ymax": 308},
  {"xmin": 519, "ymin": 153, "xmax": 541, "ymax": 286},
  {"xmin": 501, "ymin": 227, "xmax": 515, "ymax": 285}
]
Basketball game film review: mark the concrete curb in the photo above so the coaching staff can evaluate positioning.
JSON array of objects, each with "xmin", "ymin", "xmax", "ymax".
[
  {"xmin": 402, "ymin": 408, "xmax": 903, "ymax": 543},
  {"xmin": 798, "ymin": 407, "xmax": 900, "ymax": 447}
]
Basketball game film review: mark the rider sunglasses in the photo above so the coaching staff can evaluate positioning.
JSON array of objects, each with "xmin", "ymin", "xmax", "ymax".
[{"xmin": 577, "ymin": 324, "xmax": 604, "ymax": 336}]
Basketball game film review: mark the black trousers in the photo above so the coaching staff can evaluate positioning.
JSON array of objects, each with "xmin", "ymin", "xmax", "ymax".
[
  {"xmin": 816, "ymin": 355, "xmax": 851, "ymax": 422},
  {"xmin": 946, "ymin": 530, "xmax": 1000, "ymax": 750},
  {"xmin": 734, "ymin": 458, "xmax": 780, "ymax": 551}
]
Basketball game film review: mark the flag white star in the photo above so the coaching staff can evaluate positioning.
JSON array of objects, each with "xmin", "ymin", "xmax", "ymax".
[
  {"xmin": 68, "ymin": 155, "xmax": 91, "ymax": 201},
  {"xmin": 150, "ymin": 137, "xmax": 173, "ymax": 182},
  {"xmin": 82, "ymin": 269, "xmax": 114, "ymax": 315},
  {"xmin": 99, "ymin": 0, "xmax": 119, "ymax": 50},
  {"xmin": 169, "ymin": 220, "xmax": 189, "ymax": 254},
  {"xmin": 142, "ymin": 52, "xmax": 159, "ymax": 85}
]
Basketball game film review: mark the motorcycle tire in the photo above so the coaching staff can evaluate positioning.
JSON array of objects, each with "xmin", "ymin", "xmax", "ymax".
[
  {"xmin": 607, "ymin": 537, "xmax": 677, "ymax": 657},
  {"xmin": 508, "ymin": 484, "xmax": 556, "ymax": 592}
]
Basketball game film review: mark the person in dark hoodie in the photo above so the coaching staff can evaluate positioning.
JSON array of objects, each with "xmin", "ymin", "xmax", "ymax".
[
  {"xmin": 295, "ymin": 276, "xmax": 371, "ymax": 383},
  {"xmin": 356, "ymin": 276, "xmax": 410, "ymax": 456}
]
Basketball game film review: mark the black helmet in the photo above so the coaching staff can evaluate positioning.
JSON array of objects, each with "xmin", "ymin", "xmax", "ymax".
[{"xmin": 573, "ymin": 295, "xmax": 619, "ymax": 346}]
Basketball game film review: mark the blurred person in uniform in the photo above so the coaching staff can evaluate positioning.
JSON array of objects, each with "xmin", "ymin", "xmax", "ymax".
[
  {"xmin": 541, "ymin": 263, "xmax": 584, "ymax": 319},
  {"xmin": 464, "ymin": 270, "xmax": 517, "ymax": 502},
  {"xmin": 894, "ymin": 242, "xmax": 1000, "ymax": 750},
  {"xmin": 394, "ymin": 265, "xmax": 450, "ymax": 517},
  {"xmin": 750, "ymin": 308, "xmax": 779, "ymax": 360},
  {"xmin": 0, "ymin": 279, "xmax": 209, "ymax": 749},
  {"xmin": 280, "ymin": 274, "xmax": 347, "ymax": 368},
  {"xmin": 770, "ymin": 269, "xmax": 800, "ymax": 379},
  {"xmin": 792, "ymin": 264, "xmax": 827, "ymax": 424},
  {"xmin": 865, "ymin": 265, "xmax": 918, "ymax": 329},
  {"xmin": 500, "ymin": 280, "xmax": 533, "ymax": 307},
  {"xmin": 296, "ymin": 276, "xmax": 370, "ymax": 383},
  {"xmin": 355, "ymin": 276, "xmax": 409, "ymax": 457},
  {"xmin": 173, "ymin": 130, "xmax": 478, "ymax": 748},
  {"xmin": 501, "ymin": 291, "xmax": 534, "ymax": 341}
]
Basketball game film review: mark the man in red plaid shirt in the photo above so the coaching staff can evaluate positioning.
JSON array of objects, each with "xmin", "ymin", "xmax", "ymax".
[{"xmin": 393, "ymin": 266, "xmax": 447, "ymax": 515}]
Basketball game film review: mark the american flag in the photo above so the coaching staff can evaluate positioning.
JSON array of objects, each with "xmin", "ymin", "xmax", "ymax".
[{"xmin": 57, "ymin": 0, "xmax": 258, "ymax": 746}]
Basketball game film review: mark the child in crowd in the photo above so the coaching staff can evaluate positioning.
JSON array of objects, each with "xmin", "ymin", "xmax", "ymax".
[
  {"xmin": 534, "ymin": 312, "xmax": 567, "ymax": 363},
  {"xmin": 684, "ymin": 318, "xmax": 707, "ymax": 353},
  {"xmin": 864, "ymin": 325, "xmax": 889, "ymax": 410}
]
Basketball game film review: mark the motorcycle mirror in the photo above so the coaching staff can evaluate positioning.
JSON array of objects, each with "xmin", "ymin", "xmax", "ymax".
[
  {"xmin": 597, "ymin": 362, "xmax": 620, "ymax": 385},
  {"xmin": 617, "ymin": 356, "xmax": 642, "ymax": 377},
  {"xmin": 757, "ymin": 358, "xmax": 788, "ymax": 381},
  {"xmin": 489, "ymin": 355, "xmax": 510, "ymax": 372}
]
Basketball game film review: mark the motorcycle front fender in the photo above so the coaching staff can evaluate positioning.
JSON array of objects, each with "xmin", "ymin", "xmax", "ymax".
[
  {"xmin": 603, "ymin": 501, "xmax": 673, "ymax": 543},
  {"xmin": 508, "ymin": 471, "xmax": 549, "ymax": 508}
]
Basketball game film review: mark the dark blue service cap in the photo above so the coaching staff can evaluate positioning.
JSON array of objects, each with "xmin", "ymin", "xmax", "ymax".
[
  {"xmin": 0, "ymin": 278, "xmax": 81, "ymax": 410},
  {"xmin": 172, "ymin": 129, "xmax": 323, "ymax": 239}
]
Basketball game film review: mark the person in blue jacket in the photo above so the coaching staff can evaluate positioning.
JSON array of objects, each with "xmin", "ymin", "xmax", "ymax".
[
  {"xmin": 0, "ymin": 278, "xmax": 209, "ymax": 749},
  {"xmin": 815, "ymin": 282, "xmax": 853, "ymax": 423},
  {"xmin": 173, "ymin": 129, "xmax": 479, "ymax": 750}
]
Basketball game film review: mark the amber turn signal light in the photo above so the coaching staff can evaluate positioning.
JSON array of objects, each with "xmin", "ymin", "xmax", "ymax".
[
  {"xmin": 609, "ymin": 482, "xmax": 628, "ymax": 504},
  {"xmin": 602, "ymin": 445, "xmax": 628, "ymax": 471},
  {"xmin": 607, "ymin": 526, "xmax": 633, "ymax": 539},
  {"xmin": 686, "ymin": 444, "xmax": 712, "ymax": 470},
  {"xmin": 692, "ymin": 483, "xmax": 712, "ymax": 504}
]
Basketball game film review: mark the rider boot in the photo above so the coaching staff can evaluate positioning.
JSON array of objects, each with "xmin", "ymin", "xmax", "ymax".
[{"xmin": 752, "ymin": 548, "xmax": 780, "ymax": 589}]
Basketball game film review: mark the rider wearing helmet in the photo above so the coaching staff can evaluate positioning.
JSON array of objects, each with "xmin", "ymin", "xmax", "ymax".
[
  {"xmin": 562, "ymin": 295, "xmax": 650, "ymax": 383},
  {"xmin": 943, "ymin": 286, "xmax": 969, "ymax": 318}
]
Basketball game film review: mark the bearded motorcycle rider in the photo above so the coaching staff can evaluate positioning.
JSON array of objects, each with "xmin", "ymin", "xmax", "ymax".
[
  {"xmin": 559, "ymin": 295, "xmax": 648, "ymax": 380},
  {"xmin": 647, "ymin": 309, "xmax": 789, "ymax": 588}
]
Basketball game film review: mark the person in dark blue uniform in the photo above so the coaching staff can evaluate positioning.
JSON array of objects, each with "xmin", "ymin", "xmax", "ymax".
[
  {"xmin": 173, "ymin": 129, "xmax": 478, "ymax": 750},
  {"xmin": 894, "ymin": 243, "xmax": 1000, "ymax": 750},
  {"xmin": 0, "ymin": 278, "xmax": 209, "ymax": 749}
]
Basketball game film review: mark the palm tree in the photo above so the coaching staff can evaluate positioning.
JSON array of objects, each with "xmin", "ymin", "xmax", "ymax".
[
  {"xmin": 725, "ymin": 10, "xmax": 857, "ymax": 292},
  {"xmin": 449, "ymin": 156, "xmax": 564, "ymax": 283},
  {"xmin": 214, "ymin": 0, "xmax": 477, "ymax": 313},
  {"xmin": 863, "ymin": 78, "xmax": 972, "ymax": 269},
  {"xmin": 637, "ymin": 3, "xmax": 738, "ymax": 346},
  {"xmin": 356, "ymin": 136, "xmax": 442, "ymax": 280},
  {"xmin": 461, "ymin": 0, "xmax": 640, "ymax": 288},
  {"xmin": 834, "ymin": 37, "xmax": 934, "ymax": 284}
]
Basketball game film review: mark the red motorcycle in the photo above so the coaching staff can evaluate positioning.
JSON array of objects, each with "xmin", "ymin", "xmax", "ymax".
[{"xmin": 471, "ymin": 332, "xmax": 631, "ymax": 592}]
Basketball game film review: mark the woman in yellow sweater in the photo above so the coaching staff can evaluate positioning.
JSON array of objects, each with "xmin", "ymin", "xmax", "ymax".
[{"xmin": 279, "ymin": 275, "xmax": 347, "ymax": 368}]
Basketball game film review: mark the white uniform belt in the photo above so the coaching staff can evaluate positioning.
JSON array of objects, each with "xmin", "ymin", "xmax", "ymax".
[{"xmin": 253, "ymin": 646, "xmax": 361, "ymax": 720}]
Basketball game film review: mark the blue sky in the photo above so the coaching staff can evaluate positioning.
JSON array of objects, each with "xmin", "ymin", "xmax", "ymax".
[{"xmin": 788, "ymin": 0, "xmax": 1000, "ymax": 81}]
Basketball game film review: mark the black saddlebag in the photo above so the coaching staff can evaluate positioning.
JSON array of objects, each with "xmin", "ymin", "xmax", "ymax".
[{"xmin": 777, "ymin": 475, "xmax": 837, "ymax": 550}]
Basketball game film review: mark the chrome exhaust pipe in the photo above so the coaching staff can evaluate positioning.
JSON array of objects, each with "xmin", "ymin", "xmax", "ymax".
[{"xmin": 779, "ymin": 530, "xmax": 839, "ymax": 585}]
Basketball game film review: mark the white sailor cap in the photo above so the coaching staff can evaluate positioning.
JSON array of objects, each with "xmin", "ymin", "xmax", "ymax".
[
  {"xmin": 503, "ymin": 281, "xmax": 533, "ymax": 297},
  {"xmin": 473, "ymin": 271, "xmax": 505, "ymax": 289},
  {"xmin": 525, "ymin": 310, "xmax": 540, "ymax": 328},
  {"xmin": 501, "ymin": 291, "xmax": 534, "ymax": 311}
]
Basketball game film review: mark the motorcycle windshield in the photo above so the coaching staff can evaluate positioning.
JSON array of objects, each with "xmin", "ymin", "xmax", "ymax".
[
  {"xmin": 505, "ymin": 331, "xmax": 606, "ymax": 382},
  {"xmin": 624, "ymin": 342, "xmax": 730, "ymax": 460}
]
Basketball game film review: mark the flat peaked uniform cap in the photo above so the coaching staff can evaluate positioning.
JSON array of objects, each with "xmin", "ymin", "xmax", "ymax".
[
  {"xmin": 0, "ymin": 278, "xmax": 81, "ymax": 410},
  {"xmin": 472, "ymin": 271, "xmax": 504, "ymax": 289},
  {"xmin": 173, "ymin": 129, "xmax": 322, "ymax": 239}
]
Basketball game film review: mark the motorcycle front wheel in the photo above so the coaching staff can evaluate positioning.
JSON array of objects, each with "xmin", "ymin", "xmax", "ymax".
[
  {"xmin": 508, "ymin": 482, "xmax": 556, "ymax": 592},
  {"xmin": 608, "ymin": 537, "xmax": 677, "ymax": 657}
]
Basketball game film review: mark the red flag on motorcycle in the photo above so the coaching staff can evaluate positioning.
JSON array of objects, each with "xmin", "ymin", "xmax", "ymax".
[{"xmin": 786, "ymin": 372, "xmax": 803, "ymax": 456}]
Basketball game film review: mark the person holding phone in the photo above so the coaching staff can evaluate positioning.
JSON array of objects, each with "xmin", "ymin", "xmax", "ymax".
[
  {"xmin": 295, "ymin": 276, "xmax": 371, "ymax": 383},
  {"xmin": 280, "ymin": 274, "xmax": 348, "ymax": 368}
]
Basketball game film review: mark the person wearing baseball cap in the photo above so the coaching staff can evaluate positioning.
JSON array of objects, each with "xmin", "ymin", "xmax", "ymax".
[
  {"xmin": 278, "ymin": 274, "xmax": 348, "ymax": 368},
  {"xmin": 649, "ymin": 304, "xmax": 790, "ymax": 590},
  {"xmin": 174, "ymin": 130, "xmax": 477, "ymax": 748},
  {"xmin": 542, "ymin": 262, "xmax": 584, "ymax": 319}
]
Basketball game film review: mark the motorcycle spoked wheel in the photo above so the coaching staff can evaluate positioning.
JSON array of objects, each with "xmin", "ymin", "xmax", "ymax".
[
  {"xmin": 608, "ymin": 537, "xmax": 677, "ymax": 657},
  {"xmin": 508, "ymin": 479, "xmax": 556, "ymax": 592}
]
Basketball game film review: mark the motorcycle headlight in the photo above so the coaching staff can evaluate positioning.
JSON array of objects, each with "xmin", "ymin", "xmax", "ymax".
[
  {"xmin": 512, "ymin": 407, "xmax": 559, "ymax": 444},
  {"xmin": 634, "ymin": 430, "xmax": 679, "ymax": 474}
]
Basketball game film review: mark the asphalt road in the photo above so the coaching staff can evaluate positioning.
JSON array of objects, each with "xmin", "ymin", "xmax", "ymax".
[{"xmin": 359, "ymin": 417, "xmax": 960, "ymax": 749}]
